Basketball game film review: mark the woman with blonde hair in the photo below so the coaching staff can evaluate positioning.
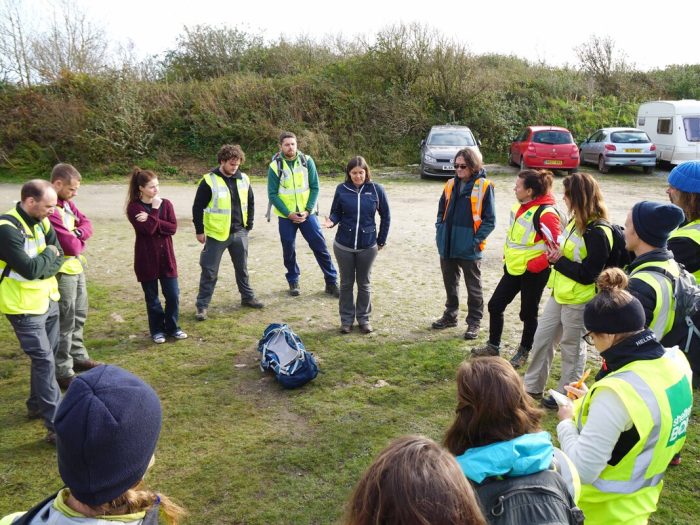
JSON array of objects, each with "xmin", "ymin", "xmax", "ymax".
[
  {"xmin": 0, "ymin": 365, "xmax": 185, "ymax": 525},
  {"xmin": 346, "ymin": 435, "xmax": 486, "ymax": 525},
  {"xmin": 523, "ymin": 172, "xmax": 612, "ymax": 409},
  {"xmin": 557, "ymin": 268, "xmax": 693, "ymax": 524}
]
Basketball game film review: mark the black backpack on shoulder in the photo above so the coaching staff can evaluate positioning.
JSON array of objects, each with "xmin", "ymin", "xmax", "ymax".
[
  {"xmin": 589, "ymin": 219, "xmax": 632, "ymax": 269},
  {"xmin": 474, "ymin": 469, "xmax": 585, "ymax": 525}
]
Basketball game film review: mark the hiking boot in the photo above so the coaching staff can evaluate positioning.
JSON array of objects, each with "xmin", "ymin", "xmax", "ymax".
[
  {"xmin": 289, "ymin": 282, "xmax": 301, "ymax": 297},
  {"xmin": 463, "ymin": 324, "xmax": 480, "ymax": 340},
  {"xmin": 241, "ymin": 297, "xmax": 264, "ymax": 309},
  {"xmin": 359, "ymin": 323, "xmax": 373, "ymax": 334},
  {"xmin": 195, "ymin": 307, "xmax": 208, "ymax": 321},
  {"xmin": 57, "ymin": 375, "xmax": 75, "ymax": 390},
  {"xmin": 73, "ymin": 359, "xmax": 102, "ymax": 371},
  {"xmin": 27, "ymin": 408, "xmax": 42, "ymax": 420},
  {"xmin": 45, "ymin": 431, "xmax": 57, "ymax": 445},
  {"xmin": 509, "ymin": 346, "xmax": 530, "ymax": 369},
  {"xmin": 541, "ymin": 395, "xmax": 559, "ymax": 410},
  {"xmin": 527, "ymin": 391, "xmax": 543, "ymax": 401},
  {"xmin": 325, "ymin": 283, "xmax": 340, "ymax": 298},
  {"xmin": 340, "ymin": 325, "xmax": 352, "ymax": 334},
  {"xmin": 431, "ymin": 315, "xmax": 458, "ymax": 329},
  {"xmin": 471, "ymin": 342, "xmax": 499, "ymax": 357}
]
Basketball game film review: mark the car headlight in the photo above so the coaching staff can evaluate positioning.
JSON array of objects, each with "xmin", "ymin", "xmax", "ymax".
[{"xmin": 424, "ymin": 153, "xmax": 436, "ymax": 163}]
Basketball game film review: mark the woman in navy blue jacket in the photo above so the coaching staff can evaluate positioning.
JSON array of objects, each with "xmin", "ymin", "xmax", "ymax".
[{"xmin": 324, "ymin": 156, "xmax": 390, "ymax": 334}]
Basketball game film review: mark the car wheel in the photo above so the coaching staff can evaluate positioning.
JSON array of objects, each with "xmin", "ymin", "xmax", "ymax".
[
  {"xmin": 598, "ymin": 156, "xmax": 609, "ymax": 174},
  {"xmin": 509, "ymin": 152, "xmax": 518, "ymax": 167},
  {"xmin": 579, "ymin": 150, "xmax": 585, "ymax": 166},
  {"xmin": 520, "ymin": 157, "xmax": 526, "ymax": 171},
  {"xmin": 642, "ymin": 166, "xmax": 653, "ymax": 174}
]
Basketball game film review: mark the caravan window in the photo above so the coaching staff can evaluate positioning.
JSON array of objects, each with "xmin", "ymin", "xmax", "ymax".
[
  {"xmin": 683, "ymin": 117, "xmax": 700, "ymax": 142},
  {"xmin": 657, "ymin": 118, "xmax": 673, "ymax": 135}
]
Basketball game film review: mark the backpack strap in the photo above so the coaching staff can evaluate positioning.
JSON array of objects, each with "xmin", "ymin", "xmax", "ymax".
[
  {"xmin": 532, "ymin": 205, "xmax": 553, "ymax": 237},
  {"xmin": 266, "ymin": 153, "xmax": 312, "ymax": 222},
  {"xmin": 12, "ymin": 491, "xmax": 61, "ymax": 525}
]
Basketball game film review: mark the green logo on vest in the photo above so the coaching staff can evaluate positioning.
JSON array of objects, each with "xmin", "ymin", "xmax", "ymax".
[{"xmin": 666, "ymin": 377, "xmax": 692, "ymax": 446}]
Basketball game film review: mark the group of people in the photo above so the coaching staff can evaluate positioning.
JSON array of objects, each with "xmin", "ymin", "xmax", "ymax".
[{"xmin": 2, "ymin": 133, "xmax": 699, "ymax": 523}]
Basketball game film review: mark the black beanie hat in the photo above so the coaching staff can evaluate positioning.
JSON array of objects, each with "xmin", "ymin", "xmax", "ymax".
[
  {"xmin": 584, "ymin": 294, "xmax": 645, "ymax": 334},
  {"xmin": 55, "ymin": 365, "xmax": 162, "ymax": 506},
  {"xmin": 631, "ymin": 201, "xmax": 685, "ymax": 248}
]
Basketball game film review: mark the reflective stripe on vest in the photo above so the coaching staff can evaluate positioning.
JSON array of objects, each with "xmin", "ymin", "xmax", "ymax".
[
  {"xmin": 549, "ymin": 219, "xmax": 612, "ymax": 304},
  {"xmin": 669, "ymin": 220, "xmax": 700, "ymax": 280},
  {"xmin": 574, "ymin": 350, "xmax": 692, "ymax": 495},
  {"xmin": 629, "ymin": 259, "xmax": 678, "ymax": 340},
  {"xmin": 201, "ymin": 172, "xmax": 249, "ymax": 241},
  {"xmin": 270, "ymin": 155, "xmax": 310, "ymax": 217},
  {"xmin": 552, "ymin": 447, "xmax": 581, "ymax": 503},
  {"xmin": 55, "ymin": 203, "xmax": 84, "ymax": 275},
  {"xmin": 442, "ymin": 177, "xmax": 493, "ymax": 251},
  {"xmin": 0, "ymin": 209, "xmax": 60, "ymax": 315},
  {"xmin": 503, "ymin": 203, "xmax": 554, "ymax": 276}
]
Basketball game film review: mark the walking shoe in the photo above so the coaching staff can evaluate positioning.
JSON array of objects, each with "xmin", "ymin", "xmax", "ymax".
[
  {"xmin": 27, "ymin": 408, "xmax": 42, "ymax": 420},
  {"xmin": 431, "ymin": 315, "xmax": 458, "ymax": 329},
  {"xmin": 509, "ymin": 346, "xmax": 530, "ymax": 369},
  {"xmin": 73, "ymin": 359, "xmax": 103, "ymax": 371},
  {"xmin": 463, "ymin": 324, "xmax": 480, "ymax": 340},
  {"xmin": 669, "ymin": 453, "xmax": 682, "ymax": 466},
  {"xmin": 195, "ymin": 307, "xmax": 208, "ymax": 321},
  {"xmin": 527, "ymin": 391, "xmax": 543, "ymax": 401},
  {"xmin": 152, "ymin": 333, "xmax": 166, "ymax": 344},
  {"xmin": 471, "ymin": 342, "xmax": 499, "ymax": 357},
  {"xmin": 359, "ymin": 323, "xmax": 373, "ymax": 334},
  {"xmin": 57, "ymin": 375, "xmax": 75, "ymax": 390},
  {"xmin": 241, "ymin": 297, "xmax": 264, "ymax": 309},
  {"xmin": 340, "ymin": 325, "xmax": 352, "ymax": 334},
  {"xmin": 541, "ymin": 395, "xmax": 559, "ymax": 410},
  {"xmin": 45, "ymin": 431, "xmax": 57, "ymax": 445},
  {"xmin": 289, "ymin": 282, "xmax": 301, "ymax": 297},
  {"xmin": 325, "ymin": 283, "xmax": 340, "ymax": 298},
  {"xmin": 171, "ymin": 329, "xmax": 188, "ymax": 340}
]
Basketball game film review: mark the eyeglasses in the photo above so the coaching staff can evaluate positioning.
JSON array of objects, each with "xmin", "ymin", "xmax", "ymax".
[
  {"xmin": 582, "ymin": 332, "xmax": 594, "ymax": 345},
  {"xmin": 454, "ymin": 164, "xmax": 469, "ymax": 170}
]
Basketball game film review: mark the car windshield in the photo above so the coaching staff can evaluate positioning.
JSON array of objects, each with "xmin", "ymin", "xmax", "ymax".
[
  {"xmin": 427, "ymin": 131, "xmax": 475, "ymax": 146},
  {"xmin": 610, "ymin": 131, "xmax": 651, "ymax": 144},
  {"xmin": 532, "ymin": 131, "xmax": 573, "ymax": 145},
  {"xmin": 683, "ymin": 117, "xmax": 700, "ymax": 142}
]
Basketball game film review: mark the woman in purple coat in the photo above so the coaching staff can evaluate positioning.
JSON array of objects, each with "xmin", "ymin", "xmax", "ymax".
[{"xmin": 126, "ymin": 169, "xmax": 187, "ymax": 344}]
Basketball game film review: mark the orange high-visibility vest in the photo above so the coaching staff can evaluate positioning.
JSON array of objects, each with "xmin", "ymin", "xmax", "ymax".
[{"xmin": 442, "ymin": 177, "xmax": 494, "ymax": 251}]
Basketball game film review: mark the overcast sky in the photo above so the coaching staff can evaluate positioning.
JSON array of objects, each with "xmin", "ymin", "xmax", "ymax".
[{"xmin": 25, "ymin": 0, "xmax": 700, "ymax": 71}]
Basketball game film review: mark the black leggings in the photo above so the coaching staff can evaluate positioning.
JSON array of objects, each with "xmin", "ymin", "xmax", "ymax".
[{"xmin": 487, "ymin": 266, "xmax": 550, "ymax": 350}]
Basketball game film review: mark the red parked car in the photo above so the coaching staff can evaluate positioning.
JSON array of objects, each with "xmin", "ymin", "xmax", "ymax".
[{"xmin": 509, "ymin": 126, "xmax": 580, "ymax": 173}]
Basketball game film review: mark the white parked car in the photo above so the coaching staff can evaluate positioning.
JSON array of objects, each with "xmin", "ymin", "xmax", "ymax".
[{"xmin": 579, "ymin": 127, "xmax": 656, "ymax": 174}]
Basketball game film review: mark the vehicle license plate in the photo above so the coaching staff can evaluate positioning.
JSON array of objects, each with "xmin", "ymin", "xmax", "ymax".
[
  {"xmin": 442, "ymin": 165, "xmax": 454, "ymax": 170},
  {"xmin": 544, "ymin": 160, "xmax": 563, "ymax": 165},
  {"xmin": 625, "ymin": 148, "xmax": 642, "ymax": 153}
]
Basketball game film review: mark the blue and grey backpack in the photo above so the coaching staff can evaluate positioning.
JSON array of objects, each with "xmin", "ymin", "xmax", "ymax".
[{"xmin": 257, "ymin": 323, "xmax": 318, "ymax": 389}]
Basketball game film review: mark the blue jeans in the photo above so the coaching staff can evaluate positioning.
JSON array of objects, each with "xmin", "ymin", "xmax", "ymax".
[
  {"xmin": 141, "ymin": 277, "xmax": 180, "ymax": 336},
  {"xmin": 278, "ymin": 215, "xmax": 337, "ymax": 285},
  {"xmin": 7, "ymin": 300, "xmax": 61, "ymax": 430}
]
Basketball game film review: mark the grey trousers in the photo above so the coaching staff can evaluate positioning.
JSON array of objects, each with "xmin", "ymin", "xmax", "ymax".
[
  {"xmin": 7, "ymin": 300, "xmax": 61, "ymax": 431},
  {"xmin": 523, "ymin": 297, "xmax": 588, "ymax": 394},
  {"xmin": 55, "ymin": 272, "xmax": 90, "ymax": 379},
  {"xmin": 334, "ymin": 243, "xmax": 378, "ymax": 326},
  {"xmin": 196, "ymin": 230, "xmax": 254, "ymax": 309},
  {"xmin": 439, "ymin": 257, "xmax": 483, "ymax": 326}
]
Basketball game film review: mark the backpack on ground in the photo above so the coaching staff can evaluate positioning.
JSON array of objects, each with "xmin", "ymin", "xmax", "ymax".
[
  {"xmin": 257, "ymin": 323, "xmax": 318, "ymax": 389},
  {"xmin": 645, "ymin": 265, "xmax": 700, "ymax": 388},
  {"xmin": 474, "ymin": 469, "xmax": 584, "ymax": 525},
  {"xmin": 589, "ymin": 219, "xmax": 632, "ymax": 269}
]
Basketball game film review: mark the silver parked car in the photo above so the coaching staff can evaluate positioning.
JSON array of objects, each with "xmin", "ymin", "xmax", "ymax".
[
  {"xmin": 579, "ymin": 127, "xmax": 656, "ymax": 174},
  {"xmin": 419, "ymin": 125, "xmax": 481, "ymax": 179}
]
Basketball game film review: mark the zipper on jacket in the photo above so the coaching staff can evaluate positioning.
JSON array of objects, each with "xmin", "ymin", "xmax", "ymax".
[{"xmin": 354, "ymin": 185, "xmax": 364, "ymax": 249}]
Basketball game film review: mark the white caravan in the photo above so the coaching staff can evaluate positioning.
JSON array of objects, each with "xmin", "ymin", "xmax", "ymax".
[{"xmin": 636, "ymin": 100, "xmax": 700, "ymax": 165}]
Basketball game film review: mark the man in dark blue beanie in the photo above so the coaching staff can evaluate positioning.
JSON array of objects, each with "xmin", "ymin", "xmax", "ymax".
[{"xmin": 624, "ymin": 200, "xmax": 685, "ymax": 342}]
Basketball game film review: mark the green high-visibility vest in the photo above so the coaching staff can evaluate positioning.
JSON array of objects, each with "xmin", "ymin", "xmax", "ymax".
[
  {"xmin": 269, "ymin": 155, "xmax": 310, "ymax": 217},
  {"xmin": 503, "ymin": 203, "xmax": 557, "ymax": 276},
  {"xmin": 573, "ymin": 348, "xmax": 692, "ymax": 525},
  {"xmin": 669, "ymin": 219, "xmax": 700, "ymax": 280},
  {"xmin": 201, "ymin": 172, "xmax": 250, "ymax": 242},
  {"xmin": 0, "ymin": 209, "xmax": 60, "ymax": 315},
  {"xmin": 548, "ymin": 219, "xmax": 613, "ymax": 304},
  {"xmin": 55, "ymin": 202, "xmax": 85, "ymax": 275}
]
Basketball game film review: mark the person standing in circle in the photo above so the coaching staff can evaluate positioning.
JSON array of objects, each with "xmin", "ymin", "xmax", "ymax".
[
  {"xmin": 323, "ymin": 156, "xmax": 390, "ymax": 334},
  {"xmin": 126, "ymin": 169, "xmax": 186, "ymax": 344}
]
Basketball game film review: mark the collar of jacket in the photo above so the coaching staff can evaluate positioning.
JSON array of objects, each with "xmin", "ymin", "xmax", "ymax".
[
  {"xmin": 596, "ymin": 328, "xmax": 664, "ymax": 380},
  {"xmin": 627, "ymin": 248, "xmax": 674, "ymax": 272}
]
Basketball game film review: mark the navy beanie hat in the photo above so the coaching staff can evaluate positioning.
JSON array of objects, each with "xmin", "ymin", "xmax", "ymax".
[
  {"xmin": 668, "ymin": 161, "xmax": 700, "ymax": 193},
  {"xmin": 584, "ymin": 294, "xmax": 645, "ymax": 334},
  {"xmin": 55, "ymin": 365, "xmax": 162, "ymax": 506},
  {"xmin": 631, "ymin": 201, "xmax": 685, "ymax": 247}
]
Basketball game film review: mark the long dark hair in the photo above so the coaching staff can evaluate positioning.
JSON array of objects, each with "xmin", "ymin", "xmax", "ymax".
[
  {"xmin": 444, "ymin": 357, "xmax": 543, "ymax": 455},
  {"xmin": 563, "ymin": 172, "xmax": 608, "ymax": 234},
  {"xmin": 345, "ymin": 156, "xmax": 372, "ymax": 183},
  {"xmin": 518, "ymin": 169, "xmax": 553, "ymax": 199},
  {"xmin": 126, "ymin": 168, "xmax": 157, "ymax": 205}
]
